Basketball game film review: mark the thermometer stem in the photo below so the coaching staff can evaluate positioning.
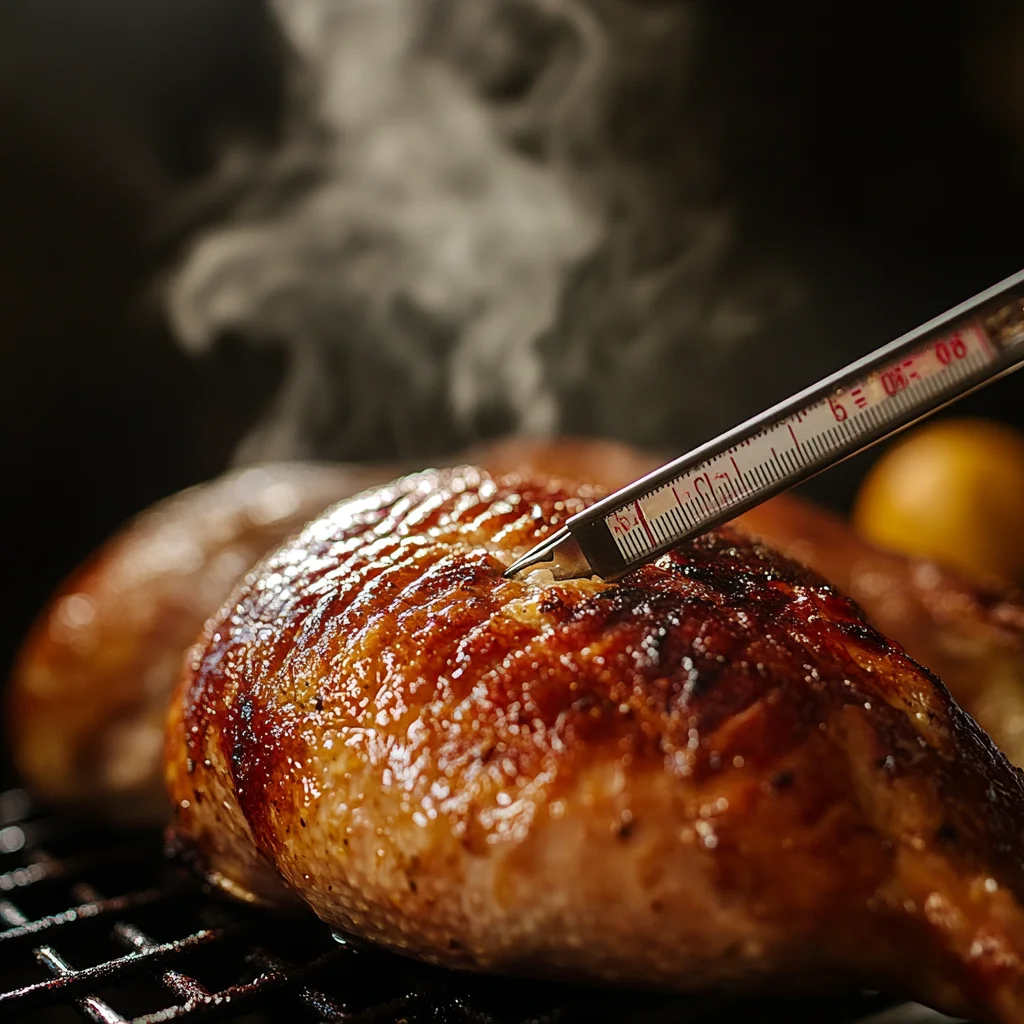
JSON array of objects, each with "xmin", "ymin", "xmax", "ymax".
[{"xmin": 504, "ymin": 269, "xmax": 1024, "ymax": 582}]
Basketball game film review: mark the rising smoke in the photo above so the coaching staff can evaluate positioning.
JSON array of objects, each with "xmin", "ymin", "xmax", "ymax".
[{"xmin": 166, "ymin": 0, "xmax": 803, "ymax": 466}]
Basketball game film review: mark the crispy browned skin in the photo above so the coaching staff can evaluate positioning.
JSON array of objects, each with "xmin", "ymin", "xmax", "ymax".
[
  {"xmin": 470, "ymin": 436, "xmax": 1024, "ymax": 768},
  {"xmin": 8, "ymin": 462, "xmax": 389, "ymax": 822},
  {"xmin": 737, "ymin": 494, "xmax": 1024, "ymax": 769},
  {"xmin": 166, "ymin": 465, "xmax": 1024, "ymax": 1020}
]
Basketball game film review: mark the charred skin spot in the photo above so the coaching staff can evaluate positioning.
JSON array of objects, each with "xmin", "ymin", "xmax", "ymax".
[{"xmin": 834, "ymin": 619, "xmax": 894, "ymax": 655}]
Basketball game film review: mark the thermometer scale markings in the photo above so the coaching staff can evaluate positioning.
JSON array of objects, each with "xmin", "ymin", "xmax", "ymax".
[
  {"xmin": 607, "ymin": 325, "xmax": 993, "ymax": 561},
  {"xmin": 502, "ymin": 268, "xmax": 1024, "ymax": 583}
]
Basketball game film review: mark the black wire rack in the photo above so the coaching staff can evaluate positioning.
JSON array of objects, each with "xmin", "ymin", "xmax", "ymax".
[{"xmin": 0, "ymin": 787, "xmax": 965, "ymax": 1024}]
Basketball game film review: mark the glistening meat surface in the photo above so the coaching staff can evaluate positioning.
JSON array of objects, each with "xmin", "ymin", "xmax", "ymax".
[{"xmin": 165, "ymin": 465, "xmax": 1024, "ymax": 1021}]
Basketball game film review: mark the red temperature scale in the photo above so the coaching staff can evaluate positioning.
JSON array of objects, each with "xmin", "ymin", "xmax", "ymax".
[{"xmin": 506, "ymin": 269, "xmax": 1024, "ymax": 582}]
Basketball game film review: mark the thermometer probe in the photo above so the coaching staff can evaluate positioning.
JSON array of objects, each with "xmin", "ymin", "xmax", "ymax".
[{"xmin": 504, "ymin": 268, "xmax": 1024, "ymax": 582}]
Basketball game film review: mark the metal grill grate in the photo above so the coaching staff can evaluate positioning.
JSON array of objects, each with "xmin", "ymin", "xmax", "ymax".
[{"xmin": 0, "ymin": 789, "xmax": 963, "ymax": 1024}]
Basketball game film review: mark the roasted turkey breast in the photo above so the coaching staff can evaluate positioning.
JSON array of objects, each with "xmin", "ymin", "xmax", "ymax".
[{"xmin": 165, "ymin": 464, "xmax": 1024, "ymax": 1021}]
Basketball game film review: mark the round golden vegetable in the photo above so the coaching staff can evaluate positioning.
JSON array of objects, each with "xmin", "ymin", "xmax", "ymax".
[{"xmin": 852, "ymin": 417, "xmax": 1024, "ymax": 584}]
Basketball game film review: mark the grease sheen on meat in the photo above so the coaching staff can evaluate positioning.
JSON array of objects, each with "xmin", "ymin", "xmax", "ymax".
[{"xmin": 165, "ymin": 466, "xmax": 1024, "ymax": 1021}]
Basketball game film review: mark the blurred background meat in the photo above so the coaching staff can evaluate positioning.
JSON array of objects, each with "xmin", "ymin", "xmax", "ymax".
[{"xmin": 3, "ymin": 0, "xmax": 1024, "ymax": 698}]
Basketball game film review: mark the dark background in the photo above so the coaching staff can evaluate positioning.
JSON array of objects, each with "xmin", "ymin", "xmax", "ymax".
[
  {"xmin": 2, "ymin": 0, "xmax": 1024, "ymax": 687},
  {"xmin": 0, "ymin": 0, "xmax": 289, "ymax": 686}
]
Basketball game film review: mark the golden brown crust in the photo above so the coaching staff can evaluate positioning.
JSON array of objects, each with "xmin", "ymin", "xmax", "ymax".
[
  {"xmin": 736, "ymin": 493, "xmax": 1024, "ymax": 768},
  {"xmin": 8, "ymin": 462, "xmax": 390, "ymax": 822},
  {"xmin": 165, "ymin": 465, "xmax": 1024, "ymax": 1020},
  {"xmin": 475, "ymin": 438, "xmax": 1024, "ymax": 771}
]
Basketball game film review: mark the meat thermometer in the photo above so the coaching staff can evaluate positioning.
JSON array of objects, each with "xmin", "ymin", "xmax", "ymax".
[{"xmin": 504, "ymin": 268, "xmax": 1024, "ymax": 582}]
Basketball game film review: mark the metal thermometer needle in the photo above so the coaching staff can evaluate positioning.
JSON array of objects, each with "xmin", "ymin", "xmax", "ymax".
[{"xmin": 504, "ymin": 268, "xmax": 1024, "ymax": 582}]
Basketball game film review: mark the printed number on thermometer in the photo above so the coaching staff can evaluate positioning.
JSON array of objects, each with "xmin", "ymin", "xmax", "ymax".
[{"xmin": 606, "ymin": 324, "xmax": 992, "ymax": 561}]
